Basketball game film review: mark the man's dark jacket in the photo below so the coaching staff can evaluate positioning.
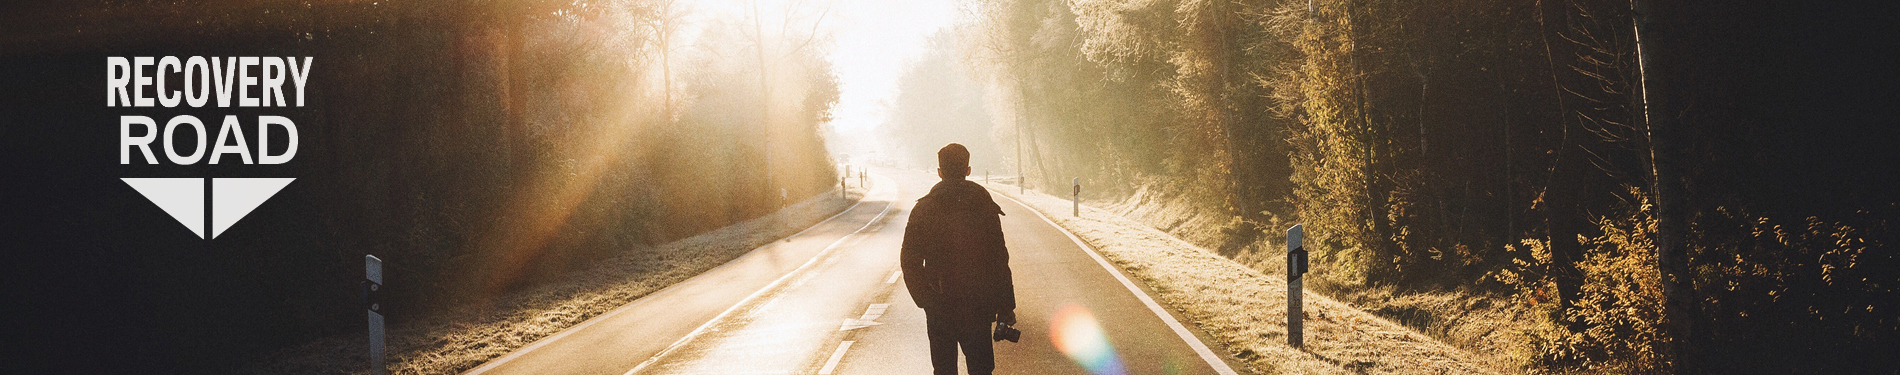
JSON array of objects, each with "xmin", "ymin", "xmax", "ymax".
[{"xmin": 901, "ymin": 179, "xmax": 1015, "ymax": 315}]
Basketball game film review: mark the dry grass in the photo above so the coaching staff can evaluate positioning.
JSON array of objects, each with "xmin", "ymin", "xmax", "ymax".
[
  {"xmin": 243, "ymin": 187, "xmax": 865, "ymax": 375},
  {"xmin": 989, "ymin": 183, "xmax": 1499, "ymax": 375}
]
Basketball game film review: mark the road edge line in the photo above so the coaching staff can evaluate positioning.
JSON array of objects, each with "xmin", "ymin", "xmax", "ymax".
[
  {"xmin": 462, "ymin": 182, "xmax": 885, "ymax": 375},
  {"xmin": 988, "ymin": 187, "xmax": 1244, "ymax": 375}
]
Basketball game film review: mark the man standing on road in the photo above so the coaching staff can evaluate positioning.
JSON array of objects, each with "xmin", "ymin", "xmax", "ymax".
[{"xmin": 901, "ymin": 143, "xmax": 1017, "ymax": 375}]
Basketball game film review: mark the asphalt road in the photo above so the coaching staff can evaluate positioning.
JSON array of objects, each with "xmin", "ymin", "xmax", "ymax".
[{"xmin": 466, "ymin": 168, "xmax": 1241, "ymax": 375}]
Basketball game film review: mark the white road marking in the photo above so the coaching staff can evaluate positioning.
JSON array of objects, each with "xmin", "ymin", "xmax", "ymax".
[
  {"xmin": 884, "ymin": 269, "xmax": 902, "ymax": 284},
  {"xmin": 618, "ymin": 198, "xmax": 898, "ymax": 375},
  {"xmin": 461, "ymin": 192, "xmax": 882, "ymax": 375},
  {"xmin": 990, "ymin": 190, "xmax": 1245, "ymax": 375},
  {"xmin": 818, "ymin": 341, "xmax": 854, "ymax": 375},
  {"xmin": 840, "ymin": 304, "xmax": 891, "ymax": 331}
]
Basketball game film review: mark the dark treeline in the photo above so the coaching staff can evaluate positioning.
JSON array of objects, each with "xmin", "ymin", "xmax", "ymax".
[
  {"xmin": 954, "ymin": 0, "xmax": 1900, "ymax": 372},
  {"xmin": 2, "ymin": 0, "xmax": 838, "ymax": 372}
]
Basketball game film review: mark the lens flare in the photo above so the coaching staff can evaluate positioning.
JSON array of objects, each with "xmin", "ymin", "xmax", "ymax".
[{"xmin": 1050, "ymin": 304, "xmax": 1127, "ymax": 375}]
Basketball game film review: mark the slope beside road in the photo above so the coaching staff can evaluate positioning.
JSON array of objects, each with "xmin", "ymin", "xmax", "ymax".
[
  {"xmin": 249, "ymin": 183, "xmax": 873, "ymax": 375},
  {"xmin": 987, "ymin": 181, "xmax": 1498, "ymax": 375},
  {"xmin": 459, "ymin": 174, "xmax": 901, "ymax": 375},
  {"xmin": 466, "ymin": 168, "xmax": 1246, "ymax": 375}
]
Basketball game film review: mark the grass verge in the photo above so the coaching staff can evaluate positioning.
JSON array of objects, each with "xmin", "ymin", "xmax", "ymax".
[
  {"xmin": 987, "ymin": 183, "xmax": 1498, "ymax": 375},
  {"xmin": 244, "ymin": 187, "xmax": 865, "ymax": 375}
]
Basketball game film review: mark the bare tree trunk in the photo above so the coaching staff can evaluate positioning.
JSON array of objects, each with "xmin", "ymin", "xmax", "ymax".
[
  {"xmin": 1017, "ymin": 81, "xmax": 1028, "ymax": 193},
  {"xmin": 754, "ymin": 0, "xmax": 772, "ymax": 195},
  {"xmin": 1630, "ymin": 0, "xmax": 1698, "ymax": 372},
  {"xmin": 1211, "ymin": 0, "xmax": 1251, "ymax": 221},
  {"xmin": 1534, "ymin": 0, "xmax": 1587, "ymax": 324},
  {"xmin": 503, "ymin": 20, "xmax": 527, "ymax": 180},
  {"xmin": 662, "ymin": 33, "xmax": 672, "ymax": 123},
  {"xmin": 1022, "ymin": 86, "xmax": 1050, "ymax": 190},
  {"xmin": 1346, "ymin": 0, "xmax": 1385, "ymax": 260}
]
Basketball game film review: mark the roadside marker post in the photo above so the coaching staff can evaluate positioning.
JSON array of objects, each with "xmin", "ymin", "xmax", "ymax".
[
  {"xmin": 1072, "ymin": 177, "xmax": 1080, "ymax": 217},
  {"xmin": 364, "ymin": 255, "xmax": 386, "ymax": 375},
  {"xmin": 1286, "ymin": 225, "xmax": 1308, "ymax": 348}
]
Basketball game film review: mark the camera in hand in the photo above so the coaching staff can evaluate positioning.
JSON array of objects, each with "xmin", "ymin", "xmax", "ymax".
[{"xmin": 992, "ymin": 321, "xmax": 1021, "ymax": 343}]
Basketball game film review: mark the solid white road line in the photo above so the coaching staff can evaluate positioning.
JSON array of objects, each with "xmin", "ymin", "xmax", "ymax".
[
  {"xmin": 462, "ymin": 191, "xmax": 880, "ymax": 375},
  {"xmin": 990, "ymin": 190, "xmax": 1244, "ymax": 375},
  {"xmin": 884, "ymin": 269, "xmax": 902, "ymax": 284},
  {"xmin": 618, "ymin": 179, "xmax": 898, "ymax": 375},
  {"xmin": 818, "ymin": 341, "xmax": 855, "ymax": 375}
]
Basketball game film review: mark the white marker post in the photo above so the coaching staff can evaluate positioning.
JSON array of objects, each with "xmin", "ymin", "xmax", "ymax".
[
  {"xmin": 364, "ymin": 255, "xmax": 386, "ymax": 375},
  {"xmin": 1072, "ymin": 177, "xmax": 1080, "ymax": 217},
  {"xmin": 1286, "ymin": 225, "xmax": 1308, "ymax": 348},
  {"xmin": 840, "ymin": 166, "xmax": 848, "ymax": 200}
]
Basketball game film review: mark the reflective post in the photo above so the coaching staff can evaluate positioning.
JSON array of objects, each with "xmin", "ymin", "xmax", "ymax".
[
  {"xmin": 1286, "ymin": 225, "xmax": 1308, "ymax": 348},
  {"xmin": 364, "ymin": 255, "xmax": 385, "ymax": 375},
  {"xmin": 1072, "ymin": 177, "xmax": 1080, "ymax": 217}
]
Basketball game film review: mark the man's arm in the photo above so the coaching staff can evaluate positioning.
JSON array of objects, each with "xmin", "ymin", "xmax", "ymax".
[
  {"xmin": 984, "ymin": 211, "xmax": 1015, "ymax": 317},
  {"xmin": 900, "ymin": 209, "xmax": 939, "ymax": 310}
]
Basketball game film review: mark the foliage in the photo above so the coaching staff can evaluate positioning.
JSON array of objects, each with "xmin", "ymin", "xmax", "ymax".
[
  {"xmin": 0, "ymin": 0, "xmax": 842, "ymax": 371},
  {"xmin": 1503, "ymin": 187, "xmax": 1670, "ymax": 374},
  {"xmin": 1264, "ymin": 2, "xmax": 1377, "ymax": 287},
  {"xmin": 960, "ymin": 0, "xmax": 1900, "ymax": 372}
]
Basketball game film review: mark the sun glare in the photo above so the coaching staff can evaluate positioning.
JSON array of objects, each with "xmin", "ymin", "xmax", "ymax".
[
  {"xmin": 691, "ymin": 0, "xmax": 960, "ymax": 158},
  {"xmin": 1051, "ymin": 304, "xmax": 1129, "ymax": 375}
]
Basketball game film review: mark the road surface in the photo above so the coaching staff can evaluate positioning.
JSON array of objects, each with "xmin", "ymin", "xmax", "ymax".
[{"xmin": 466, "ymin": 169, "xmax": 1241, "ymax": 375}]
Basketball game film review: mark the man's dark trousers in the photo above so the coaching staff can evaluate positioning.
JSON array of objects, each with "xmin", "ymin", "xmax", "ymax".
[{"xmin": 925, "ymin": 307, "xmax": 994, "ymax": 375}]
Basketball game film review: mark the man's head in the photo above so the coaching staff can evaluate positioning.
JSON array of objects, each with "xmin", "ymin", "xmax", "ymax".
[{"xmin": 937, "ymin": 143, "xmax": 972, "ymax": 181}]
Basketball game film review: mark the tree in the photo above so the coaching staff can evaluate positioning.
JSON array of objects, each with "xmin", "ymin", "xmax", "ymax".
[
  {"xmin": 645, "ymin": 0, "xmax": 690, "ymax": 122},
  {"xmin": 1629, "ymin": 0, "xmax": 1699, "ymax": 372}
]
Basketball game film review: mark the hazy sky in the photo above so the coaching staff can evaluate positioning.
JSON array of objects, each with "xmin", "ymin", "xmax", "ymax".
[
  {"xmin": 693, "ymin": 0, "xmax": 964, "ymax": 158},
  {"xmin": 823, "ymin": 0, "xmax": 960, "ymax": 134}
]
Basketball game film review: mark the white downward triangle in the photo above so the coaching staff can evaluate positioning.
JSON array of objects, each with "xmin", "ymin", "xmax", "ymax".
[
  {"xmin": 123, "ymin": 178, "xmax": 207, "ymax": 238},
  {"xmin": 211, "ymin": 178, "xmax": 295, "ymax": 239}
]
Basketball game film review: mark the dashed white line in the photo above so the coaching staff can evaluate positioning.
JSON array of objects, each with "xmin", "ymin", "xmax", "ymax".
[
  {"xmin": 818, "ymin": 341, "xmax": 854, "ymax": 375},
  {"xmin": 884, "ymin": 269, "xmax": 902, "ymax": 284},
  {"xmin": 464, "ymin": 189, "xmax": 883, "ymax": 375},
  {"xmin": 616, "ymin": 184, "xmax": 899, "ymax": 375}
]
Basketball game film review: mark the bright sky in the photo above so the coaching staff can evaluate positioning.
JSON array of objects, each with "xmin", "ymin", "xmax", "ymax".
[
  {"xmin": 692, "ymin": 0, "xmax": 963, "ymax": 157},
  {"xmin": 822, "ymin": 0, "xmax": 960, "ymax": 133}
]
